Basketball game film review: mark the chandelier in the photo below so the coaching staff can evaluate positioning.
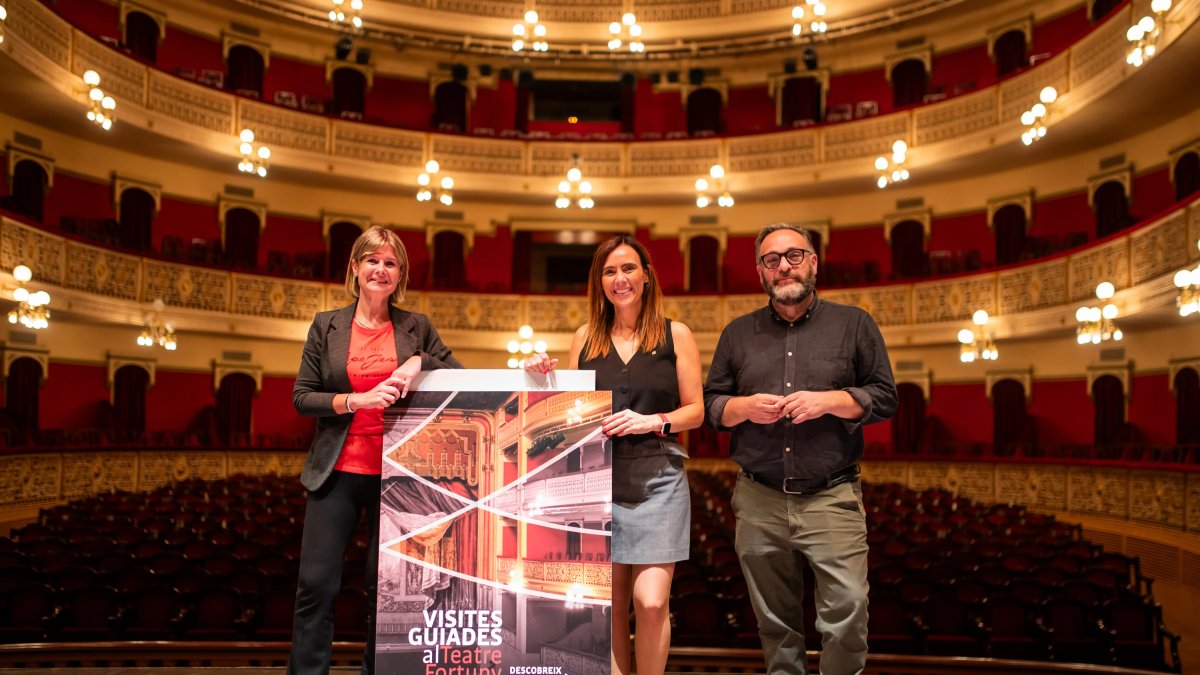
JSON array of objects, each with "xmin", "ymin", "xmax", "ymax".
[
  {"xmin": 83, "ymin": 70, "xmax": 116, "ymax": 131},
  {"xmin": 1127, "ymin": 0, "xmax": 1172, "ymax": 67},
  {"xmin": 1, "ymin": 4, "xmax": 8, "ymax": 45},
  {"xmin": 874, "ymin": 140, "xmax": 909, "ymax": 189},
  {"xmin": 608, "ymin": 11, "xmax": 644, "ymax": 53},
  {"xmin": 512, "ymin": 9, "xmax": 547, "ymax": 52},
  {"xmin": 1075, "ymin": 282, "xmax": 1123, "ymax": 344},
  {"xmin": 957, "ymin": 310, "xmax": 997, "ymax": 363},
  {"xmin": 1019, "ymin": 87, "xmax": 1057, "ymax": 146},
  {"xmin": 329, "ymin": 0, "xmax": 364, "ymax": 29},
  {"xmin": 506, "ymin": 325, "xmax": 547, "ymax": 368},
  {"xmin": 417, "ymin": 160, "xmax": 454, "ymax": 205},
  {"xmin": 791, "ymin": 1, "xmax": 828, "ymax": 36},
  {"xmin": 1173, "ymin": 238, "xmax": 1200, "ymax": 317},
  {"xmin": 237, "ymin": 129, "xmax": 271, "ymax": 177},
  {"xmin": 8, "ymin": 265, "xmax": 51, "ymax": 330},
  {"xmin": 556, "ymin": 155, "xmax": 594, "ymax": 209},
  {"xmin": 695, "ymin": 164, "xmax": 733, "ymax": 208},
  {"xmin": 137, "ymin": 298, "xmax": 178, "ymax": 350}
]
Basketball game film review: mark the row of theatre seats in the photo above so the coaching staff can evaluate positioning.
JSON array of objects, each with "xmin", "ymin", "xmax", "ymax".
[
  {"xmin": 0, "ymin": 475, "xmax": 370, "ymax": 643},
  {"xmin": 669, "ymin": 471, "xmax": 1182, "ymax": 672}
]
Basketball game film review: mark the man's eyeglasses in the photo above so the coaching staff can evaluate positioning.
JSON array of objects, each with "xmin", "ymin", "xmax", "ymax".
[{"xmin": 758, "ymin": 248, "xmax": 814, "ymax": 269}]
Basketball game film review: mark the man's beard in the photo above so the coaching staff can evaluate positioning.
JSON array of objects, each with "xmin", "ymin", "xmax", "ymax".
[{"xmin": 761, "ymin": 270, "xmax": 816, "ymax": 306}]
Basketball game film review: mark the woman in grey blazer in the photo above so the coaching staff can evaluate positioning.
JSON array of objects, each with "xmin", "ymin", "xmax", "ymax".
[{"xmin": 289, "ymin": 226, "xmax": 462, "ymax": 675}]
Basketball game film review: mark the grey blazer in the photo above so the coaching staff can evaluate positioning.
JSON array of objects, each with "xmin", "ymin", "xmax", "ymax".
[{"xmin": 292, "ymin": 303, "xmax": 463, "ymax": 491}]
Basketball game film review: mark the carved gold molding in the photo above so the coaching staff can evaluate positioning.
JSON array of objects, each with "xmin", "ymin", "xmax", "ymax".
[
  {"xmin": 0, "ymin": 346, "xmax": 49, "ymax": 382},
  {"xmin": 106, "ymin": 353, "xmax": 156, "ymax": 400},
  {"xmin": 986, "ymin": 190, "xmax": 1034, "ymax": 231},
  {"xmin": 213, "ymin": 361, "xmax": 263, "ymax": 394}
]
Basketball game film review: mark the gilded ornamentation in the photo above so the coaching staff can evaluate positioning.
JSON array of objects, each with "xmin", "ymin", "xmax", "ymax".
[
  {"xmin": 821, "ymin": 114, "xmax": 909, "ymax": 163},
  {"xmin": 64, "ymin": 241, "xmax": 141, "ymax": 300},
  {"xmin": 1067, "ymin": 237, "xmax": 1131, "ymax": 301},
  {"xmin": 431, "ymin": 137, "xmax": 524, "ymax": 175},
  {"xmin": 1068, "ymin": 467, "xmax": 1129, "ymax": 518},
  {"xmin": 1, "ymin": 220, "xmax": 66, "ymax": 284},
  {"xmin": 333, "ymin": 124, "xmax": 424, "ymax": 166},
  {"xmin": 5, "ymin": 0, "xmax": 72, "ymax": 68},
  {"xmin": 426, "ymin": 293, "xmax": 521, "ymax": 331},
  {"xmin": 0, "ymin": 454, "xmax": 60, "ymax": 506},
  {"xmin": 1130, "ymin": 211, "xmax": 1190, "ymax": 285},
  {"xmin": 62, "ymin": 452, "xmax": 138, "ymax": 497},
  {"xmin": 913, "ymin": 89, "xmax": 998, "ymax": 146},
  {"xmin": 138, "ymin": 451, "xmax": 228, "ymax": 491},
  {"xmin": 822, "ymin": 287, "xmax": 910, "ymax": 327},
  {"xmin": 528, "ymin": 296, "xmax": 588, "ymax": 332},
  {"xmin": 1188, "ymin": 474, "xmax": 1200, "ymax": 532},
  {"xmin": 998, "ymin": 56, "xmax": 1069, "ymax": 125},
  {"xmin": 1128, "ymin": 471, "xmax": 1184, "ymax": 528},
  {"xmin": 912, "ymin": 277, "xmax": 996, "ymax": 325},
  {"xmin": 628, "ymin": 140, "xmax": 720, "ymax": 178},
  {"xmin": 907, "ymin": 462, "xmax": 955, "ymax": 494},
  {"xmin": 728, "ymin": 130, "xmax": 817, "ymax": 172},
  {"xmin": 144, "ymin": 260, "xmax": 231, "ymax": 311},
  {"xmin": 240, "ymin": 101, "xmax": 329, "ymax": 153},
  {"xmin": 232, "ymin": 275, "xmax": 325, "ymax": 321},
  {"xmin": 148, "ymin": 70, "xmax": 235, "ymax": 135},
  {"xmin": 859, "ymin": 462, "xmax": 907, "ymax": 486},
  {"xmin": 73, "ymin": 36, "xmax": 147, "ymax": 104},
  {"xmin": 995, "ymin": 464, "xmax": 1068, "ymax": 512},
  {"xmin": 531, "ymin": 145, "xmax": 622, "ymax": 178},
  {"xmin": 998, "ymin": 258, "xmax": 1068, "ymax": 314},
  {"xmin": 725, "ymin": 295, "xmax": 766, "ymax": 322},
  {"xmin": 227, "ymin": 452, "xmax": 307, "ymax": 477},
  {"xmin": 1069, "ymin": 7, "xmax": 1132, "ymax": 91},
  {"xmin": 388, "ymin": 426, "xmax": 478, "ymax": 485},
  {"xmin": 663, "ymin": 296, "xmax": 723, "ymax": 334}
]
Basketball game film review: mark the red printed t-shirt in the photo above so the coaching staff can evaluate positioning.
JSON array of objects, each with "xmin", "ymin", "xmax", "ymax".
[{"xmin": 334, "ymin": 320, "xmax": 399, "ymax": 475}]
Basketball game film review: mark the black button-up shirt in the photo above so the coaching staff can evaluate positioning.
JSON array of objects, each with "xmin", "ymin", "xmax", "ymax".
[{"xmin": 703, "ymin": 294, "xmax": 897, "ymax": 485}]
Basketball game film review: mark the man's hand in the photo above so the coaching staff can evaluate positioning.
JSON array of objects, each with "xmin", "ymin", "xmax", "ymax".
[
  {"xmin": 723, "ymin": 393, "xmax": 787, "ymax": 426},
  {"xmin": 780, "ymin": 390, "xmax": 863, "ymax": 423}
]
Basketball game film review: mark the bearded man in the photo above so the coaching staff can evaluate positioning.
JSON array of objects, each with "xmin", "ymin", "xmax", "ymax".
[{"xmin": 702, "ymin": 223, "xmax": 897, "ymax": 675}]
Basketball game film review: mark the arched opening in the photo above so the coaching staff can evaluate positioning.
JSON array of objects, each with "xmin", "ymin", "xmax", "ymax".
[
  {"xmin": 993, "ymin": 30, "xmax": 1027, "ymax": 79},
  {"xmin": 226, "ymin": 45, "xmax": 265, "ymax": 98},
  {"xmin": 565, "ymin": 523, "xmax": 581, "ymax": 561},
  {"xmin": 890, "ymin": 220, "xmax": 927, "ymax": 280},
  {"xmin": 224, "ymin": 208, "xmax": 260, "ymax": 270},
  {"xmin": 123, "ymin": 11, "xmax": 159, "ymax": 63},
  {"xmin": 113, "ymin": 365, "xmax": 149, "ymax": 433},
  {"xmin": 686, "ymin": 87, "xmax": 723, "ymax": 136},
  {"xmin": 118, "ymin": 188, "xmax": 154, "ymax": 252},
  {"xmin": 1091, "ymin": 0, "xmax": 1121, "ymax": 22},
  {"xmin": 11, "ymin": 160, "xmax": 48, "ymax": 223},
  {"xmin": 992, "ymin": 379, "xmax": 1028, "ymax": 452},
  {"xmin": 891, "ymin": 382, "xmax": 926, "ymax": 454},
  {"xmin": 1093, "ymin": 181, "xmax": 1130, "ymax": 239},
  {"xmin": 6, "ymin": 358, "xmax": 43, "ymax": 432},
  {"xmin": 1175, "ymin": 368, "xmax": 1200, "ymax": 444},
  {"xmin": 431, "ymin": 230, "xmax": 467, "ymax": 289},
  {"xmin": 688, "ymin": 235, "xmax": 720, "ymax": 293},
  {"xmin": 328, "ymin": 222, "xmax": 364, "ymax": 280},
  {"xmin": 890, "ymin": 59, "xmax": 927, "ymax": 109},
  {"xmin": 1174, "ymin": 152, "xmax": 1199, "ymax": 202},
  {"xmin": 332, "ymin": 67, "xmax": 367, "ymax": 117},
  {"xmin": 1092, "ymin": 375, "xmax": 1125, "ymax": 446},
  {"xmin": 993, "ymin": 204, "xmax": 1027, "ymax": 266},
  {"xmin": 432, "ymin": 81, "xmax": 468, "ymax": 133},
  {"xmin": 780, "ymin": 77, "xmax": 822, "ymax": 127},
  {"xmin": 216, "ymin": 373, "xmax": 255, "ymax": 445}
]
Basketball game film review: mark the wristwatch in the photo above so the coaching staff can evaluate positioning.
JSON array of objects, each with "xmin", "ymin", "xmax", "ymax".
[{"xmin": 655, "ymin": 413, "xmax": 672, "ymax": 437}]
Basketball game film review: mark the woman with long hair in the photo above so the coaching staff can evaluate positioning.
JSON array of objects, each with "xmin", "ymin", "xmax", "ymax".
[
  {"xmin": 290, "ymin": 225, "xmax": 462, "ymax": 674},
  {"xmin": 525, "ymin": 235, "xmax": 703, "ymax": 675}
]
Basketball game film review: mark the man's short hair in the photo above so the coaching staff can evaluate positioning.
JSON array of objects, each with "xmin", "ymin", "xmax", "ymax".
[{"xmin": 755, "ymin": 223, "xmax": 815, "ymax": 264}]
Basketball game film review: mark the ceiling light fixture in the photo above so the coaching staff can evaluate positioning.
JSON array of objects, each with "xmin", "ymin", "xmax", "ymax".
[
  {"xmin": 138, "ymin": 298, "xmax": 177, "ymax": 350},
  {"xmin": 417, "ymin": 160, "xmax": 454, "ymax": 206},
  {"xmin": 695, "ymin": 164, "xmax": 733, "ymax": 208},
  {"xmin": 1020, "ymin": 86, "xmax": 1057, "ymax": 146},
  {"xmin": 507, "ymin": 325, "xmax": 548, "ymax": 368},
  {"xmin": 957, "ymin": 310, "xmax": 997, "ymax": 363},
  {"xmin": 874, "ymin": 140, "xmax": 909, "ymax": 189},
  {"xmin": 237, "ymin": 129, "xmax": 270, "ymax": 177},
  {"xmin": 0, "ymin": 4, "xmax": 8, "ymax": 45},
  {"xmin": 512, "ymin": 8, "xmax": 547, "ymax": 52},
  {"xmin": 1075, "ymin": 282, "xmax": 1123, "ymax": 344},
  {"xmin": 329, "ymin": 0, "xmax": 364, "ymax": 29},
  {"xmin": 792, "ymin": 1, "xmax": 828, "ymax": 36},
  {"xmin": 83, "ymin": 70, "xmax": 116, "ymax": 131},
  {"xmin": 8, "ymin": 265, "xmax": 50, "ymax": 330},
  {"xmin": 608, "ymin": 10, "xmax": 644, "ymax": 53},
  {"xmin": 1127, "ymin": 0, "xmax": 1171, "ymax": 67},
  {"xmin": 1173, "ymin": 238, "xmax": 1200, "ymax": 317},
  {"xmin": 556, "ymin": 154, "xmax": 594, "ymax": 209}
]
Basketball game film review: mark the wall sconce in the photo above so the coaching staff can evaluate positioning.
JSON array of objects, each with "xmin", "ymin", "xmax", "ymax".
[
  {"xmin": 791, "ymin": 0, "xmax": 828, "ymax": 36},
  {"xmin": 237, "ymin": 129, "xmax": 270, "ymax": 177},
  {"xmin": 957, "ymin": 310, "xmax": 997, "ymax": 363},
  {"xmin": 137, "ymin": 298, "xmax": 177, "ymax": 350},
  {"xmin": 507, "ymin": 325, "xmax": 547, "ymax": 368},
  {"xmin": 1020, "ymin": 86, "xmax": 1057, "ymax": 146},
  {"xmin": 556, "ymin": 155, "xmax": 594, "ymax": 209},
  {"xmin": 1173, "ymin": 238, "xmax": 1200, "ymax": 317},
  {"xmin": 1127, "ymin": 0, "xmax": 1172, "ymax": 67},
  {"xmin": 512, "ymin": 9, "xmax": 547, "ymax": 52},
  {"xmin": 1075, "ymin": 281, "xmax": 1123, "ymax": 344},
  {"xmin": 608, "ymin": 11, "xmax": 643, "ymax": 53},
  {"xmin": 330, "ymin": 0, "xmax": 364, "ymax": 29},
  {"xmin": 8, "ymin": 265, "xmax": 50, "ymax": 330},
  {"xmin": 1, "ymin": 4, "xmax": 10, "ymax": 45},
  {"xmin": 695, "ymin": 164, "xmax": 733, "ymax": 208},
  {"xmin": 874, "ymin": 140, "xmax": 909, "ymax": 189},
  {"xmin": 417, "ymin": 160, "xmax": 454, "ymax": 206},
  {"xmin": 83, "ymin": 70, "xmax": 116, "ymax": 131}
]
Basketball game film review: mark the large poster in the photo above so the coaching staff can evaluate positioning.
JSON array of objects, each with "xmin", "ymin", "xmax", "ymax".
[{"xmin": 376, "ymin": 371, "xmax": 612, "ymax": 675}]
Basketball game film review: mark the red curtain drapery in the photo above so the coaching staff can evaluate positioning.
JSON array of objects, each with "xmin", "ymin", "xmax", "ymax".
[
  {"xmin": 994, "ymin": 204, "xmax": 1027, "ymax": 266},
  {"xmin": 688, "ymin": 235, "xmax": 720, "ymax": 292},
  {"xmin": 781, "ymin": 77, "xmax": 822, "ymax": 127},
  {"xmin": 1093, "ymin": 181, "xmax": 1130, "ymax": 239},
  {"xmin": 891, "ymin": 383, "xmax": 926, "ymax": 454},
  {"xmin": 216, "ymin": 373, "xmax": 255, "ymax": 445},
  {"xmin": 1175, "ymin": 152, "xmax": 1199, "ymax": 202},
  {"xmin": 332, "ymin": 68, "xmax": 366, "ymax": 115},
  {"xmin": 12, "ymin": 161, "xmax": 48, "ymax": 223},
  {"xmin": 992, "ymin": 379, "xmax": 1028, "ymax": 452},
  {"xmin": 328, "ymin": 222, "xmax": 363, "ymax": 280},
  {"xmin": 432, "ymin": 82, "xmax": 468, "ymax": 132},
  {"xmin": 890, "ymin": 220, "xmax": 927, "ymax": 280},
  {"xmin": 114, "ymin": 365, "xmax": 149, "ymax": 433},
  {"xmin": 1175, "ymin": 368, "xmax": 1200, "ymax": 444},
  {"xmin": 431, "ymin": 230, "xmax": 467, "ymax": 289},
  {"xmin": 686, "ymin": 88, "xmax": 723, "ymax": 135},
  {"xmin": 6, "ymin": 358, "xmax": 42, "ymax": 432},
  {"xmin": 891, "ymin": 60, "xmax": 927, "ymax": 108},
  {"xmin": 224, "ymin": 208, "xmax": 260, "ymax": 269},
  {"xmin": 994, "ymin": 30, "xmax": 1027, "ymax": 79},
  {"xmin": 1092, "ymin": 375, "xmax": 1125, "ymax": 445},
  {"xmin": 380, "ymin": 477, "xmax": 478, "ymax": 609},
  {"xmin": 119, "ymin": 188, "xmax": 155, "ymax": 251},
  {"xmin": 124, "ymin": 11, "xmax": 159, "ymax": 63},
  {"xmin": 227, "ymin": 45, "xmax": 265, "ymax": 97}
]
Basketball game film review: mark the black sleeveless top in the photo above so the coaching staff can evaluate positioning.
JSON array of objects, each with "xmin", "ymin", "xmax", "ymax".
[{"xmin": 579, "ymin": 319, "xmax": 687, "ymax": 458}]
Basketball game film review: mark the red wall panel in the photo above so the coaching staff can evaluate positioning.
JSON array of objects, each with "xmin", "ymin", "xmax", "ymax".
[
  {"xmin": 46, "ymin": 0, "xmax": 118, "ymax": 41},
  {"xmin": 825, "ymin": 68, "xmax": 891, "ymax": 115},
  {"xmin": 263, "ymin": 57, "xmax": 328, "ymax": 106},
  {"xmin": 366, "ymin": 76, "xmax": 431, "ymax": 129},
  {"xmin": 930, "ymin": 44, "xmax": 993, "ymax": 94},
  {"xmin": 633, "ymin": 79, "xmax": 685, "ymax": 136},
  {"xmin": 254, "ymin": 375, "xmax": 314, "ymax": 437},
  {"xmin": 1028, "ymin": 378, "xmax": 1091, "ymax": 445},
  {"xmin": 46, "ymin": 172, "xmax": 114, "ymax": 227},
  {"xmin": 1032, "ymin": 8, "xmax": 1092, "ymax": 58},
  {"xmin": 639, "ymin": 228, "xmax": 684, "ymax": 295},
  {"xmin": 158, "ymin": 27, "xmax": 225, "ymax": 77},
  {"xmin": 156, "ymin": 198, "xmax": 220, "ymax": 250},
  {"xmin": 826, "ymin": 226, "xmax": 892, "ymax": 279},
  {"xmin": 41, "ymin": 362, "xmax": 110, "ymax": 429},
  {"xmin": 927, "ymin": 381, "xmax": 993, "ymax": 445},
  {"xmin": 725, "ymin": 86, "xmax": 776, "ymax": 135},
  {"xmin": 261, "ymin": 214, "xmax": 325, "ymax": 268},
  {"xmin": 471, "ymin": 80, "xmax": 518, "ymax": 133},
  {"xmin": 1132, "ymin": 166, "xmax": 1175, "ymax": 219},
  {"xmin": 466, "ymin": 225, "xmax": 513, "ymax": 291},
  {"xmin": 930, "ymin": 211, "xmax": 993, "ymax": 266},
  {"xmin": 724, "ymin": 235, "xmax": 762, "ymax": 293},
  {"xmin": 1030, "ymin": 190, "xmax": 1090, "ymax": 238},
  {"xmin": 147, "ymin": 370, "xmax": 214, "ymax": 431},
  {"xmin": 1129, "ymin": 373, "xmax": 1173, "ymax": 445}
]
